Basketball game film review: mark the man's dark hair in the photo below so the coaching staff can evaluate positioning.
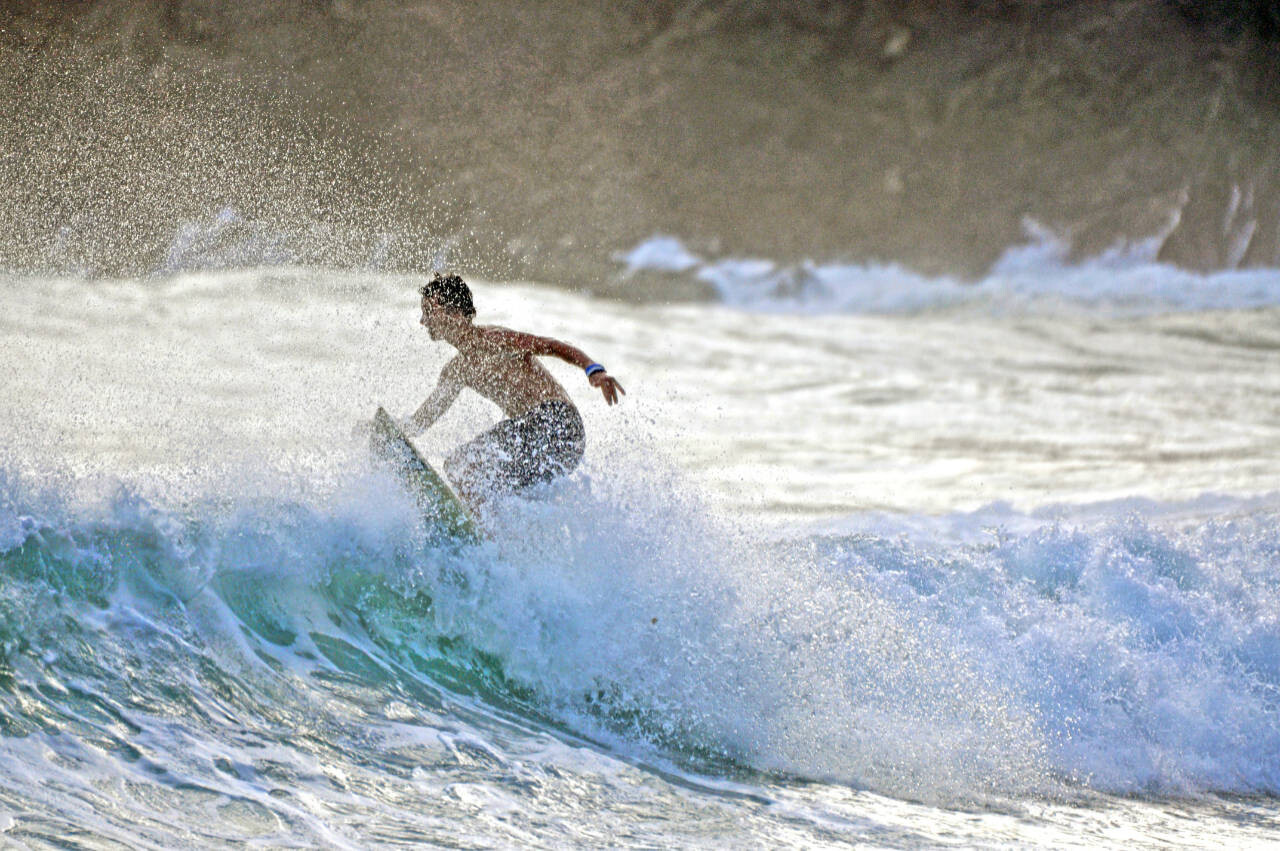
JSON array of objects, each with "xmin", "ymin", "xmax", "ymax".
[{"xmin": 419, "ymin": 272, "xmax": 476, "ymax": 318}]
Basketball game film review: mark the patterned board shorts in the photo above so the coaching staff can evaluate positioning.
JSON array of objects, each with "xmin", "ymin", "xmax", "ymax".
[{"xmin": 445, "ymin": 400, "xmax": 585, "ymax": 494}]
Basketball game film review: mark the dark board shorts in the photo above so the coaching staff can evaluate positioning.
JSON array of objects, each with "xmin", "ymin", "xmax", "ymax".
[{"xmin": 446, "ymin": 400, "xmax": 585, "ymax": 493}]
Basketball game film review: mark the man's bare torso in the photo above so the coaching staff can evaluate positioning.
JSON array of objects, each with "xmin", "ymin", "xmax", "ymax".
[{"xmin": 448, "ymin": 325, "xmax": 573, "ymax": 418}]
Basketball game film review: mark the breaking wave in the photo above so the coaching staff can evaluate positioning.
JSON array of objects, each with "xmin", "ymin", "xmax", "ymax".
[{"xmin": 3, "ymin": 464, "xmax": 1278, "ymax": 806}]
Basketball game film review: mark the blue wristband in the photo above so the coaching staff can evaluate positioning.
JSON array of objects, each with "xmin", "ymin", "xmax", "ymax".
[{"xmin": 585, "ymin": 363, "xmax": 606, "ymax": 377}]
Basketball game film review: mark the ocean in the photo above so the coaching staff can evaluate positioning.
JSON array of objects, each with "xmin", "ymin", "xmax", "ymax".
[
  {"xmin": 2, "ymin": 243, "xmax": 1279, "ymax": 847},
  {"xmin": 5, "ymin": 0, "xmax": 1280, "ymax": 843}
]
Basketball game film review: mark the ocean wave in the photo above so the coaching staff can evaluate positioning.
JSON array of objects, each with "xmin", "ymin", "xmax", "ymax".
[
  {"xmin": 1, "ymin": 468, "xmax": 1277, "ymax": 802},
  {"xmin": 808, "ymin": 506, "xmax": 1280, "ymax": 795},
  {"xmin": 617, "ymin": 228, "xmax": 1280, "ymax": 316}
]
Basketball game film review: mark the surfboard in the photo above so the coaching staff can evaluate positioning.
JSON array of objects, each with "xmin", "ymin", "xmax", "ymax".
[{"xmin": 370, "ymin": 406, "xmax": 480, "ymax": 544}]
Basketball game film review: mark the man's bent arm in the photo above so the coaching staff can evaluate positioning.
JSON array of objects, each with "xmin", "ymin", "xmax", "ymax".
[
  {"xmin": 487, "ymin": 329, "xmax": 625, "ymax": 406},
  {"xmin": 489, "ymin": 329, "xmax": 595, "ymax": 369},
  {"xmin": 407, "ymin": 360, "xmax": 463, "ymax": 434}
]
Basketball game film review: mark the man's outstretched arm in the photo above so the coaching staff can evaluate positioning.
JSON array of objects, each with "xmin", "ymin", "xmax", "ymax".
[
  {"xmin": 406, "ymin": 358, "xmax": 464, "ymax": 433},
  {"xmin": 489, "ymin": 329, "xmax": 626, "ymax": 406}
]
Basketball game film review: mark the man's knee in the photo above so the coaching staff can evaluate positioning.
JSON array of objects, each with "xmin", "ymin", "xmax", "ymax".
[{"xmin": 443, "ymin": 448, "xmax": 470, "ymax": 483}]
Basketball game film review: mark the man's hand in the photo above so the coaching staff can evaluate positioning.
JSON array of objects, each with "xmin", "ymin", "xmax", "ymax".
[
  {"xmin": 351, "ymin": 414, "xmax": 416, "ymax": 439},
  {"xmin": 589, "ymin": 371, "xmax": 625, "ymax": 405}
]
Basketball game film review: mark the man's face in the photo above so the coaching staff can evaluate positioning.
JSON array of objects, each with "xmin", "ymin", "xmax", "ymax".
[{"xmin": 420, "ymin": 295, "xmax": 458, "ymax": 339}]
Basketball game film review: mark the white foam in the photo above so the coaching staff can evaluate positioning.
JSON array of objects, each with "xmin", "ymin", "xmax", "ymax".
[
  {"xmin": 620, "ymin": 229, "xmax": 1280, "ymax": 315},
  {"xmin": 4, "ymin": 462, "xmax": 1280, "ymax": 801},
  {"xmin": 614, "ymin": 235, "xmax": 702, "ymax": 274}
]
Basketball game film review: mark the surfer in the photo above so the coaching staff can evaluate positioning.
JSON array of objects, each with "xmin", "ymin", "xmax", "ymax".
[{"xmin": 401, "ymin": 272, "xmax": 624, "ymax": 507}]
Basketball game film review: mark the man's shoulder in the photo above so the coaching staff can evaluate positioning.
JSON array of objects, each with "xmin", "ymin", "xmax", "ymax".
[
  {"xmin": 474, "ymin": 323, "xmax": 520, "ymax": 338},
  {"xmin": 475, "ymin": 324, "xmax": 541, "ymax": 349}
]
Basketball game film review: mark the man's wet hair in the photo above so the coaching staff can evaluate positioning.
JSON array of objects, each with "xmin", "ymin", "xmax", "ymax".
[{"xmin": 419, "ymin": 272, "xmax": 476, "ymax": 318}]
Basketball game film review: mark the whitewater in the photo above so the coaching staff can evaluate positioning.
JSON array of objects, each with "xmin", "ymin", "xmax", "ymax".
[{"xmin": 2, "ymin": 246, "xmax": 1280, "ymax": 848}]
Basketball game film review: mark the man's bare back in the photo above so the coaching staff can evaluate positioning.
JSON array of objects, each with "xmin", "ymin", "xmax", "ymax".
[
  {"xmin": 401, "ymin": 273, "xmax": 623, "ymax": 505},
  {"xmin": 435, "ymin": 328, "xmax": 576, "ymax": 419}
]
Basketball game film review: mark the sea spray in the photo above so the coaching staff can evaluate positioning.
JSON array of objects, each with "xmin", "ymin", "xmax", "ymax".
[
  {"xmin": 2, "ymin": 437, "xmax": 1280, "ymax": 808},
  {"xmin": 4, "ymin": 459, "xmax": 1048, "ymax": 807},
  {"xmin": 412, "ymin": 453, "xmax": 1053, "ymax": 802}
]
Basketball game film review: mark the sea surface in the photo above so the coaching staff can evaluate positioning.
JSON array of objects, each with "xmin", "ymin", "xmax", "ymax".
[{"xmin": 2, "ymin": 248, "xmax": 1280, "ymax": 848}]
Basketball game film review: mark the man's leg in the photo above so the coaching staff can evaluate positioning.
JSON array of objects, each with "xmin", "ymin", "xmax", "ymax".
[
  {"xmin": 444, "ymin": 402, "xmax": 585, "ymax": 509},
  {"xmin": 443, "ymin": 419, "xmax": 524, "ymax": 511}
]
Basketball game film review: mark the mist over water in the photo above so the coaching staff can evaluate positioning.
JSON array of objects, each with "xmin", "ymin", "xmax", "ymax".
[{"xmin": 4, "ymin": 1, "xmax": 1280, "ymax": 847}]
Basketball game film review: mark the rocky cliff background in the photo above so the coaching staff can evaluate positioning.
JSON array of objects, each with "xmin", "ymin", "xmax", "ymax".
[{"xmin": 3, "ymin": 0, "xmax": 1278, "ymax": 296}]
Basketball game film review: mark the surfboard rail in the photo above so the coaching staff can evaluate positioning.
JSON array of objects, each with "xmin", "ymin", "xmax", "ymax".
[{"xmin": 370, "ymin": 406, "xmax": 480, "ymax": 544}]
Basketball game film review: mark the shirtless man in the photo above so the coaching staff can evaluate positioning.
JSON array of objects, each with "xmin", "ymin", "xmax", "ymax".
[{"xmin": 402, "ymin": 272, "xmax": 624, "ymax": 506}]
